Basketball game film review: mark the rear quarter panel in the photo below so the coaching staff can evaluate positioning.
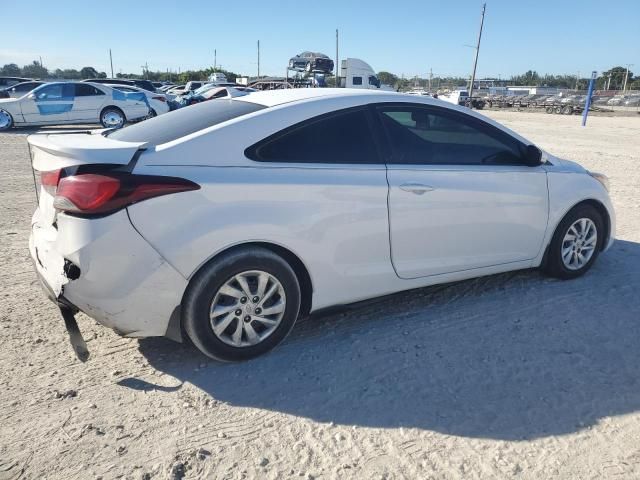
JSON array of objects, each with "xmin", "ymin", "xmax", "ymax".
[{"xmin": 126, "ymin": 164, "xmax": 392, "ymax": 311}]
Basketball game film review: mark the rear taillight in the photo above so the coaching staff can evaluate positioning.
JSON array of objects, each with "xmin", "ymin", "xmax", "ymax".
[
  {"xmin": 40, "ymin": 169, "xmax": 61, "ymax": 195},
  {"xmin": 53, "ymin": 172, "xmax": 199, "ymax": 215},
  {"xmin": 152, "ymin": 96, "xmax": 167, "ymax": 102}
]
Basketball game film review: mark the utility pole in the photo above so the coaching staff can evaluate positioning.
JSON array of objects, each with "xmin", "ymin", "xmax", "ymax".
[
  {"xmin": 109, "ymin": 49, "xmax": 114, "ymax": 78},
  {"xmin": 39, "ymin": 56, "xmax": 43, "ymax": 68},
  {"xmin": 575, "ymin": 71, "xmax": 580, "ymax": 90},
  {"xmin": 335, "ymin": 29, "xmax": 339, "ymax": 87},
  {"xmin": 429, "ymin": 68, "xmax": 433, "ymax": 92},
  {"xmin": 468, "ymin": 3, "xmax": 486, "ymax": 105},
  {"xmin": 257, "ymin": 41, "xmax": 260, "ymax": 79},
  {"xmin": 214, "ymin": 49, "xmax": 217, "ymax": 71},
  {"xmin": 141, "ymin": 62, "xmax": 149, "ymax": 79},
  {"xmin": 622, "ymin": 64, "xmax": 634, "ymax": 92}
]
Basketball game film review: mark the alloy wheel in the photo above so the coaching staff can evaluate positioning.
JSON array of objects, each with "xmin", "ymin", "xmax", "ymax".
[
  {"xmin": 209, "ymin": 270, "xmax": 286, "ymax": 347},
  {"xmin": 561, "ymin": 218, "xmax": 598, "ymax": 270}
]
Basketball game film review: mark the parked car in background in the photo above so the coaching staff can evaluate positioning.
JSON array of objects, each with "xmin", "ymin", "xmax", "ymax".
[
  {"xmin": 111, "ymin": 84, "xmax": 171, "ymax": 116},
  {"xmin": 167, "ymin": 81, "xmax": 203, "ymax": 97},
  {"xmin": 0, "ymin": 81, "xmax": 45, "ymax": 99},
  {"xmin": 0, "ymin": 76, "xmax": 33, "ymax": 88},
  {"xmin": 175, "ymin": 82, "xmax": 241, "ymax": 104},
  {"xmin": 208, "ymin": 72, "xmax": 228, "ymax": 83},
  {"xmin": 82, "ymin": 78, "xmax": 157, "ymax": 93},
  {"xmin": 158, "ymin": 84, "xmax": 177, "ymax": 92},
  {"xmin": 623, "ymin": 95, "xmax": 640, "ymax": 107},
  {"xmin": 289, "ymin": 51, "xmax": 334, "ymax": 73},
  {"xmin": 441, "ymin": 89, "xmax": 469, "ymax": 106},
  {"xmin": 28, "ymin": 89, "xmax": 614, "ymax": 362},
  {"xmin": 0, "ymin": 81, "xmax": 149, "ymax": 130},
  {"xmin": 606, "ymin": 95, "xmax": 626, "ymax": 106},
  {"xmin": 180, "ymin": 86, "xmax": 255, "ymax": 106}
]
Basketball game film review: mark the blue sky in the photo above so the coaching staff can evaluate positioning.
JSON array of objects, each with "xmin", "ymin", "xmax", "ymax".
[{"xmin": 2, "ymin": 0, "xmax": 638, "ymax": 78}]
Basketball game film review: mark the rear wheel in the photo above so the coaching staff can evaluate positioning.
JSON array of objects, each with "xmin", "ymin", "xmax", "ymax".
[
  {"xmin": 544, "ymin": 204, "xmax": 604, "ymax": 279},
  {"xmin": 100, "ymin": 107, "xmax": 126, "ymax": 128},
  {"xmin": 0, "ymin": 109, "xmax": 13, "ymax": 130},
  {"xmin": 182, "ymin": 247, "xmax": 301, "ymax": 361},
  {"xmin": 561, "ymin": 105, "xmax": 573, "ymax": 115}
]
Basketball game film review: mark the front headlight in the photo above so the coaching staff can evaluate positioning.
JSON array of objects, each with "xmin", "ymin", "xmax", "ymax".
[{"xmin": 589, "ymin": 171, "xmax": 610, "ymax": 192}]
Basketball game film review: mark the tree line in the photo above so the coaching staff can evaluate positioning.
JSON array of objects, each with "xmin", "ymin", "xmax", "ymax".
[{"xmin": 2, "ymin": 61, "xmax": 638, "ymax": 91}]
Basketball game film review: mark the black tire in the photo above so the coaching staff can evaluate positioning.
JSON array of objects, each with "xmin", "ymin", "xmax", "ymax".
[
  {"xmin": 562, "ymin": 105, "xmax": 573, "ymax": 115},
  {"xmin": 182, "ymin": 247, "xmax": 301, "ymax": 361},
  {"xmin": 554, "ymin": 105, "xmax": 563, "ymax": 114},
  {"xmin": 100, "ymin": 106, "xmax": 126, "ymax": 129},
  {"xmin": 546, "ymin": 106, "xmax": 554, "ymax": 114},
  {"xmin": 543, "ymin": 204, "xmax": 605, "ymax": 280}
]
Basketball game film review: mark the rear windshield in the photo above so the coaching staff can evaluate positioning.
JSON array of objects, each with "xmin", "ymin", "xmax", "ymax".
[{"xmin": 107, "ymin": 99, "xmax": 266, "ymax": 145}]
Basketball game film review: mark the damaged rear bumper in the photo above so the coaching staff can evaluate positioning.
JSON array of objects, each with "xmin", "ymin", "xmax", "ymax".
[{"xmin": 29, "ymin": 209, "xmax": 189, "ymax": 339}]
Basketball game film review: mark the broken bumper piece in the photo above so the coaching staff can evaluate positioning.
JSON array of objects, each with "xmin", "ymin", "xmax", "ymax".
[{"xmin": 29, "ymin": 209, "xmax": 189, "ymax": 353}]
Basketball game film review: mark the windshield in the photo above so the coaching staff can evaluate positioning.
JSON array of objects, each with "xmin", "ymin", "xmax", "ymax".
[{"xmin": 106, "ymin": 99, "xmax": 265, "ymax": 145}]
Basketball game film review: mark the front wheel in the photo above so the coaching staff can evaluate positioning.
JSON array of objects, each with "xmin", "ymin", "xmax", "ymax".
[
  {"xmin": 544, "ymin": 205, "xmax": 604, "ymax": 279},
  {"xmin": 182, "ymin": 247, "xmax": 301, "ymax": 361},
  {"xmin": 0, "ymin": 109, "xmax": 13, "ymax": 130}
]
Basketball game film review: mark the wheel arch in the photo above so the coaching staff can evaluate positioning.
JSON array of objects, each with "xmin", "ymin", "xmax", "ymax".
[
  {"xmin": 541, "ymin": 198, "xmax": 611, "ymax": 267},
  {"xmin": 185, "ymin": 241, "xmax": 314, "ymax": 319},
  {"xmin": 99, "ymin": 105, "xmax": 126, "ymax": 120}
]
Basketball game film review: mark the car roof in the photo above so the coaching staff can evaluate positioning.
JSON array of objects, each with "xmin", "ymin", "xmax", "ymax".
[
  {"xmin": 235, "ymin": 88, "xmax": 394, "ymax": 107},
  {"xmin": 234, "ymin": 88, "xmax": 534, "ymax": 146}
]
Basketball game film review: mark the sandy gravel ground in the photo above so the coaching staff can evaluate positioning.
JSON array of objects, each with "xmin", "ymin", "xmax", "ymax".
[{"xmin": 1, "ymin": 111, "xmax": 639, "ymax": 480}]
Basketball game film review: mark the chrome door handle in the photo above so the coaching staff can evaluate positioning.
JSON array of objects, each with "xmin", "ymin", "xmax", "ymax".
[{"xmin": 399, "ymin": 183, "xmax": 435, "ymax": 195}]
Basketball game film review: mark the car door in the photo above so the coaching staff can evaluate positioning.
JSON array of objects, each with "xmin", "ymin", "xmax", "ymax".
[
  {"xmin": 69, "ymin": 83, "xmax": 106, "ymax": 122},
  {"xmin": 376, "ymin": 103, "xmax": 549, "ymax": 279},
  {"xmin": 21, "ymin": 83, "xmax": 74, "ymax": 124}
]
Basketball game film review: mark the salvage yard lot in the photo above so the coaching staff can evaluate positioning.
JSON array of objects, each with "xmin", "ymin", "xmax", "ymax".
[{"xmin": 1, "ymin": 110, "xmax": 639, "ymax": 479}]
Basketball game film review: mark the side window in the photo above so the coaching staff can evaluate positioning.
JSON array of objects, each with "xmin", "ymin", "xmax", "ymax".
[
  {"xmin": 247, "ymin": 108, "xmax": 380, "ymax": 164},
  {"xmin": 75, "ymin": 84, "xmax": 104, "ymax": 96},
  {"xmin": 377, "ymin": 105, "xmax": 524, "ymax": 165},
  {"xmin": 352, "ymin": 76, "xmax": 363, "ymax": 86},
  {"xmin": 35, "ymin": 84, "xmax": 74, "ymax": 101}
]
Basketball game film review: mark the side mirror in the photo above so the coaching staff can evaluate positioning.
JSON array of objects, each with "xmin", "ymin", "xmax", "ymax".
[{"xmin": 524, "ymin": 145, "xmax": 542, "ymax": 167}]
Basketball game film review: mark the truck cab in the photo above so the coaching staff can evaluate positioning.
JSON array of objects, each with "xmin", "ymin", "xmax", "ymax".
[{"xmin": 339, "ymin": 58, "xmax": 381, "ymax": 89}]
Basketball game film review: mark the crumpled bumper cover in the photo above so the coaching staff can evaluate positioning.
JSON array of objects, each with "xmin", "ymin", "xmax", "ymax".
[{"xmin": 30, "ymin": 209, "xmax": 188, "ymax": 338}]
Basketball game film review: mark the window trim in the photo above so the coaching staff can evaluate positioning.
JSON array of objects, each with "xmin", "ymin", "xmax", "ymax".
[
  {"xmin": 372, "ymin": 102, "xmax": 528, "ymax": 167},
  {"xmin": 245, "ymin": 106, "xmax": 385, "ymax": 165}
]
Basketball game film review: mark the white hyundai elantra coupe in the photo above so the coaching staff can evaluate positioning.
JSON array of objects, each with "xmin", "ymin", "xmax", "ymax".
[{"xmin": 28, "ymin": 89, "xmax": 615, "ymax": 361}]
